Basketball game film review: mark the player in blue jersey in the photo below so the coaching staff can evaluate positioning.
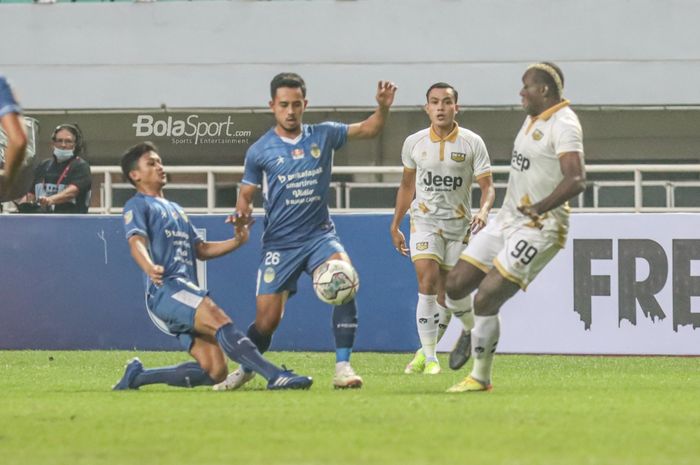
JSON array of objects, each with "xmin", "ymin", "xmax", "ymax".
[
  {"xmin": 0, "ymin": 74, "xmax": 28, "ymax": 201},
  {"xmin": 214, "ymin": 73, "xmax": 397, "ymax": 390},
  {"xmin": 113, "ymin": 141, "xmax": 313, "ymax": 391}
]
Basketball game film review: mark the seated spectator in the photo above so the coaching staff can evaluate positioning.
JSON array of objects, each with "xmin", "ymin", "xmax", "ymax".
[{"xmin": 23, "ymin": 123, "xmax": 91, "ymax": 213}]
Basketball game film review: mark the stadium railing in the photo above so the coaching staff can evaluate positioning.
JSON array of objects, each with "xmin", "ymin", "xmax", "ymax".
[{"xmin": 89, "ymin": 164, "xmax": 700, "ymax": 214}]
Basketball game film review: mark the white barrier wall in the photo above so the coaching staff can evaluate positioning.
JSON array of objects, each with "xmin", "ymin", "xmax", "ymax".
[
  {"xmin": 438, "ymin": 213, "xmax": 700, "ymax": 355},
  {"xmin": 2, "ymin": 0, "xmax": 700, "ymax": 109}
]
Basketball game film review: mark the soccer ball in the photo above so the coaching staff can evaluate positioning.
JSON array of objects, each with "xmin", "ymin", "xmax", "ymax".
[{"xmin": 312, "ymin": 259, "xmax": 359, "ymax": 306}]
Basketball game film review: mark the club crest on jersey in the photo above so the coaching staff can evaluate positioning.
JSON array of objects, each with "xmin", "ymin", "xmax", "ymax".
[
  {"xmin": 124, "ymin": 210, "xmax": 133, "ymax": 225},
  {"xmin": 532, "ymin": 129, "xmax": 544, "ymax": 141},
  {"xmin": 416, "ymin": 241, "xmax": 429, "ymax": 251},
  {"xmin": 451, "ymin": 152, "xmax": 466, "ymax": 162},
  {"xmin": 292, "ymin": 148, "xmax": 304, "ymax": 160},
  {"xmin": 310, "ymin": 144, "xmax": 321, "ymax": 159},
  {"xmin": 263, "ymin": 267, "xmax": 276, "ymax": 283}
]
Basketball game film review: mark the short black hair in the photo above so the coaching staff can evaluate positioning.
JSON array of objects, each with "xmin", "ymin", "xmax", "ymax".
[
  {"xmin": 270, "ymin": 72, "xmax": 306, "ymax": 99},
  {"xmin": 426, "ymin": 82, "xmax": 458, "ymax": 104},
  {"xmin": 121, "ymin": 141, "xmax": 158, "ymax": 186},
  {"xmin": 530, "ymin": 62, "xmax": 564, "ymax": 97}
]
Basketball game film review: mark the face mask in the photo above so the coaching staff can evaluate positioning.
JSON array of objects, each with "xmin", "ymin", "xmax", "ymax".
[{"xmin": 53, "ymin": 148, "xmax": 74, "ymax": 162}]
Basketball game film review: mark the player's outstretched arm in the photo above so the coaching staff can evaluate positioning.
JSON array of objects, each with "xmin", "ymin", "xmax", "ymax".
[
  {"xmin": 518, "ymin": 151, "xmax": 586, "ymax": 220},
  {"xmin": 0, "ymin": 112, "xmax": 28, "ymax": 187},
  {"xmin": 128, "ymin": 235, "xmax": 164, "ymax": 286},
  {"xmin": 389, "ymin": 168, "xmax": 415, "ymax": 256},
  {"xmin": 195, "ymin": 220, "xmax": 252, "ymax": 260},
  {"xmin": 470, "ymin": 175, "xmax": 495, "ymax": 235},
  {"xmin": 347, "ymin": 80, "xmax": 398, "ymax": 140}
]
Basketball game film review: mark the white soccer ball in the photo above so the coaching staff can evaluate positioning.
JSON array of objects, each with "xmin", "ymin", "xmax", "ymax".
[{"xmin": 312, "ymin": 259, "xmax": 359, "ymax": 306}]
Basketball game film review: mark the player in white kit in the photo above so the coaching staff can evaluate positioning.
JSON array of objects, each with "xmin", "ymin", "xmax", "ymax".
[
  {"xmin": 444, "ymin": 63, "xmax": 586, "ymax": 392},
  {"xmin": 390, "ymin": 82, "xmax": 494, "ymax": 374}
]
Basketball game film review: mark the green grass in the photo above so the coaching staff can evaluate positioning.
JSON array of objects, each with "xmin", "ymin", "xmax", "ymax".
[{"xmin": 1, "ymin": 351, "xmax": 698, "ymax": 465}]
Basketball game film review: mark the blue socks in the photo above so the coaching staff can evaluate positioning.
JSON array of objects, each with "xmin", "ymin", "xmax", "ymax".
[
  {"xmin": 132, "ymin": 362, "xmax": 215, "ymax": 388},
  {"xmin": 333, "ymin": 299, "xmax": 358, "ymax": 363},
  {"xmin": 215, "ymin": 322, "xmax": 280, "ymax": 380}
]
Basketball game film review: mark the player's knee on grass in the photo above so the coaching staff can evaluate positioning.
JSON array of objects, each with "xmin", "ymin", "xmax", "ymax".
[
  {"xmin": 195, "ymin": 354, "xmax": 228, "ymax": 383},
  {"xmin": 208, "ymin": 362, "xmax": 228, "ymax": 383}
]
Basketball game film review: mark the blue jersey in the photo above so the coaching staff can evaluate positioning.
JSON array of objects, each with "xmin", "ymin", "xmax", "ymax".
[
  {"xmin": 242, "ymin": 122, "xmax": 348, "ymax": 248},
  {"xmin": 123, "ymin": 193, "xmax": 203, "ymax": 288},
  {"xmin": 0, "ymin": 75, "xmax": 22, "ymax": 118}
]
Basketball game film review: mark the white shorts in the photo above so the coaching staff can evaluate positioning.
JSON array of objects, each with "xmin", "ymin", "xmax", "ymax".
[
  {"xmin": 459, "ymin": 217, "xmax": 564, "ymax": 289},
  {"xmin": 410, "ymin": 228, "xmax": 468, "ymax": 269}
]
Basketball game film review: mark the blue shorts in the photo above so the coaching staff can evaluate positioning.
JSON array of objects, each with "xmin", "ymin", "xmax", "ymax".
[
  {"xmin": 256, "ymin": 232, "xmax": 346, "ymax": 296},
  {"xmin": 146, "ymin": 277, "xmax": 209, "ymax": 351}
]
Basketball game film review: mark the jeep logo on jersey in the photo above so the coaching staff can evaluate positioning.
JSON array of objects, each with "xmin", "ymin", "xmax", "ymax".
[
  {"xmin": 423, "ymin": 171, "xmax": 463, "ymax": 189},
  {"xmin": 511, "ymin": 151, "xmax": 531, "ymax": 171}
]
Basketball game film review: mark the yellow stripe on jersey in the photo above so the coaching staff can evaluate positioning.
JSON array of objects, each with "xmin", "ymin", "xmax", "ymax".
[
  {"xmin": 475, "ymin": 171, "xmax": 492, "ymax": 180},
  {"xmin": 525, "ymin": 99, "xmax": 571, "ymax": 134},
  {"xmin": 418, "ymin": 202, "xmax": 430, "ymax": 214},
  {"xmin": 493, "ymin": 258, "xmax": 528, "ymax": 290}
]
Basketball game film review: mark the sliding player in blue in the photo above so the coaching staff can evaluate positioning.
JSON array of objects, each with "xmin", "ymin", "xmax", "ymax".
[{"xmin": 113, "ymin": 142, "xmax": 312, "ymax": 391}]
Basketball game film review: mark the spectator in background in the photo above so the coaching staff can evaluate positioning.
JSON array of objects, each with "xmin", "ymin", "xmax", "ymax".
[{"xmin": 23, "ymin": 123, "xmax": 91, "ymax": 213}]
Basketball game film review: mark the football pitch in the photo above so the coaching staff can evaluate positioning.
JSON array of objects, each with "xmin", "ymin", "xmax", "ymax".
[{"xmin": 1, "ymin": 351, "xmax": 698, "ymax": 465}]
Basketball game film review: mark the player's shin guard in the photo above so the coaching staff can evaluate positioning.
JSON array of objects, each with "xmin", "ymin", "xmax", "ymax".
[
  {"xmin": 132, "ymin": 362, "xmax": 215, "ymax": 388},
  {"xmin": 215, "ymin": 323, "xmax": 280, "ymax": 380},
  {"xmin": 333, "ymin": 299, "xmax": 358, "ymax": 363},
  {"xmin": 445, "ymin": 293, "xmax": 475, "ymax": 332},
  {"xmin": 436, "ymin": 302, "xmax": 452, "ymax": 342},
  {"xmin": 470, "ymin": 314, "xmax": 500, "ymax": 384},
  {"xmin": 416, "ymin": 293, "xmax": 439, "ymax": 359}
]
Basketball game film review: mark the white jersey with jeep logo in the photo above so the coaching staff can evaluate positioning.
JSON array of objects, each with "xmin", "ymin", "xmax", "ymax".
[
  {"xmin": 497, "ymin": 100, "xmax": 584, "ymax": 231},
  {"xmin": 401, "ymin": 124, "xmax": 491, "ymax": 240}
]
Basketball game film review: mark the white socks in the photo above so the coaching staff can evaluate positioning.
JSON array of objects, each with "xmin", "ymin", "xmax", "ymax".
[
  {"xmin": 445, "ymin": 293, "xmax": 475, "ymax": 332},
  {"xmin": 470, "ymin": 314, "xmax": 500, "ymax": 384},
  {"xmin": 436, "ymin": 302, "xmax": 452, "ymax": 341},
  {"xmin": 416, "ymin": 293, "xmax": 439, "ymax": 360}
]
